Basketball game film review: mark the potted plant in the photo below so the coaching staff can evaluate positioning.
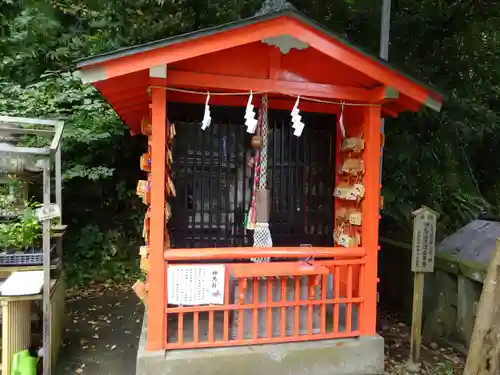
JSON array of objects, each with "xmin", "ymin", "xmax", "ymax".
[
  {"xmin": 0, "ymin": 202, "xmax": 41, "ymax": 255},
  {"xmin": 0, "ymin": 175, "xmax": 28, "ymax": 222}
]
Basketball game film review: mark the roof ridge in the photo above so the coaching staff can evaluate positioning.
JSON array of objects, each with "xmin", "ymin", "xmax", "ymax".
[{"xmin": 254, "ymin": 0, "xmax": 297, "ymax": 16}]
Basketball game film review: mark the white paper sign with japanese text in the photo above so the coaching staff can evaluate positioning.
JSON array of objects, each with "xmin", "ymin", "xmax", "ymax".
[
  {"xmin": 167, "ymin": 264, "xmax": 225, "ymax": 305},
  {"xmin": 411, "ymin": 206, "xmax": 439, "ymax": 273},
  {"xmin": 35, "ymin": 203, "xmax": 61, "ymax": 222}
]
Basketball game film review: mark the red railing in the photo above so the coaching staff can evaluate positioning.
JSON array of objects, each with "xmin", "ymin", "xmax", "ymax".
[{"xmin": 163, "ymin": 247, "xmax": 365, "ymax": 349}]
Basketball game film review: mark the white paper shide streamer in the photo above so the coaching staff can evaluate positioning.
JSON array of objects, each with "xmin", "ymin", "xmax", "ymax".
[
  {"xmin": 201, "ymin": 93, "xmax": 212, "ymax": 131},
  {"xmin": 339, "ymin": 102, "xmax": 346, "ymax": 138},
  {"xmin": 245, "ymin": 92, "xmax": 258, "ymax": 134},
  {"xmin": 291, "ymin": 96, "xmax": 305, "ymax": 137}
]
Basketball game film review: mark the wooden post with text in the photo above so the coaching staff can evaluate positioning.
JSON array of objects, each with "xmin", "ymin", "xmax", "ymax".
[{"xmin": 408, "ymin": 206, "xmax": 438, "ymax": 370}]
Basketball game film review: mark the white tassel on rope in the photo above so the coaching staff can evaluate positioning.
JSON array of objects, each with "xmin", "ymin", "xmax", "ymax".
[
  {"xmin": 252, "ymin": 222, "xmax": 272, "ymax": 263},
  {"xmin": 245, "ymin": 91, "xmax": 258, "ymax": 134},
  {"xmin": 201, "ymin": 93, "xmax": 211, "ymax": 131},
  {"xmin": 291, "ymin": 96, "xmax": 305, "ymax": 137}
]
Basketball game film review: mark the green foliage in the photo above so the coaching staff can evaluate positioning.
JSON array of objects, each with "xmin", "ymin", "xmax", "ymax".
[
  {"xmin": 0, "ymin": 177, "xmax": 41, "ymax": 251},
  {"xmin": 0, "ymin": 202, "xmax": 41, "ymax": 251},
  {"xmin": 292, "ymin": 0, "xmax": 500, "ymax": 239},
  {"xmin": 0, "ymin": 177, "xmax": 20, "ymax": 217},
  {"xmin": 430, "ymin": 363, "xmax": 455, "ymax": 375},
  {"xmin": 64, "ymin": 224, "xmax": 141, "ymax": 285},
  {"xmin": 1, "ymin": 0, "xmax": 499, "ymax": 283},
  {"xmin": 0, "ymin": 0, "xmax": 264, "ymax": 286},
  {"xmin": 0, "ymin": 69, "xmax": 145, "ymax": 285}
]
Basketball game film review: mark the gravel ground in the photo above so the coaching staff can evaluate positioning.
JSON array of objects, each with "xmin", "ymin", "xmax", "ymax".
[
  {"xmin": 56, "ymin": 284, "xmax": 144, "ymax": 375},
  {"xmin": 55, "ymin": 284, "xmax": 465, "ymax": 375}
]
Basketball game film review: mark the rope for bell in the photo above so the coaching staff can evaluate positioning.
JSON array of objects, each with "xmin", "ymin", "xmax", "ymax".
[
  {"xmin": 259, "ymin": 95, "xmax": 269, "ymax": 189},
  {"xmin": 252, "ymin": 94, "xmax": 272, "ymax": 263}
]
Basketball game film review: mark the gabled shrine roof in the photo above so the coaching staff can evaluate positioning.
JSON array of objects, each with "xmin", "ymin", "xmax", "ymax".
[{"xmin": 76, "ymin": 5, "xmax": 444, "ymax": 132}]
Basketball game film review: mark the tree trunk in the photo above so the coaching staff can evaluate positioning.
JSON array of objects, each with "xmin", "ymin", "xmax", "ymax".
[{"xmin": 463, "ymin": 239, "xmax": 500, "ymax": 375}]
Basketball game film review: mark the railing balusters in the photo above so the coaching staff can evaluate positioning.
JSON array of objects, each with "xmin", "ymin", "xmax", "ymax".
[
  {"xmin": 294, "ymin": 276, "xmax": 300, "ymax": 337},
  {"xmin": 358, "ymin": 261, "xmax": 365, "ymax": 333},
  {"xmin": 266, "ymin": 278, "xmax": 273, "ymax": 338},
  {"xmin": 346, "ymin": 265, "xmax": 353, "ymax": 334},
  {"xmin": 320, "ymin": 274, "xmax": 326, "ymax": 334},
  {"xmin": 208, "ymin": 310, "xmax": 215, "ymax": 342},
  {"xmin": 194, "ymin": 312, "xmax": 199, "ymax": 343},
  {"xmin": 307, "ymin": 292, "xmax": 313, "ymax": 335},
  {"xmin": 334, "ymin": 265, "xmax": 340, "ymax": 334},
  {"xmin": 223, "ymin": 269, "xmax": 229, "ymax": 341},
  {"xmin": 178, "ymin": 312, "xmax": 184, "ymax": 345},
  {"xmin": 252, "ymin": 278, "xmax": 258, "ymax": 339},
  {"xmin": 280, "ymin": 277, "xmax": 286, "ymax": 337},
  {"xmin": 164, "ymin": 259, "xmax": 364, "ymax": 349},
  {"xmin": 237, "ymin": 277, "xmax": 246, "ymax": 341}
]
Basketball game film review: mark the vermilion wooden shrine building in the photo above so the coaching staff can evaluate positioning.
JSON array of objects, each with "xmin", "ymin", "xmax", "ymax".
[{"xmin": 77, "ymin": 2, "xmax": 442, "ymax": 374}]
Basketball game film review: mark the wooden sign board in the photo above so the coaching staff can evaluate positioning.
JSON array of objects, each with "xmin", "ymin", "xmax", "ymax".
[
  {"xmin": 167, "ymin": 264, "xmax": 225, "ymax": 305},
  {"xmin": 411, "ymin": 206, "xmax": 438, "ymax": 273},
  {"xmin": 36, "ymin": 204, "xmax": 61, "ymax": 222}
]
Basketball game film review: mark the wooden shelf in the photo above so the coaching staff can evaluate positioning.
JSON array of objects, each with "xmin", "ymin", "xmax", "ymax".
[
  {"xmin": 0, "ymin": 274, "xmax": 65, "ymax": 375},
  {"xmin": 51, "ymin": 224, "xmax": 67, "ymax": 232},
  {"xmin": 51, "ymin": 224, "xmax": 67, "ymax": 239},
  {"xmin": 0, "ymin": 258, "xmax": 62, "ymax": 273},
  {"xmin": 227, "ymin": 262, "xmax": 329, "ymax": 278},
  {"xmin": 0, "ymin": 278, "xmax": 61, "ymax": 302}
]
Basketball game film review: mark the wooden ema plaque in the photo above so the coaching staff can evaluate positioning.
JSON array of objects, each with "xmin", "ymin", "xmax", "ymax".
[
  {"xmin": 334, "ymin": 132, "xmax": 365, "ymax": 248},
  {"xmin": 132, "ymin": 280, "xmax": 147, "ymax": 303}
]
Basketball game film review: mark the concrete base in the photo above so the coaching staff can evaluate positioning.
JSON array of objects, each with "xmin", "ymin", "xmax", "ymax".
[{"xmin": 136, "ymin": 312, "xmax": 384, "ymax": 375}]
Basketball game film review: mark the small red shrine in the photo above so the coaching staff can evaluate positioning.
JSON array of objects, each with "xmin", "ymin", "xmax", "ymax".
[{"xmin": 77, "ymin": 2, "xmax": 442, "ymax": 359}]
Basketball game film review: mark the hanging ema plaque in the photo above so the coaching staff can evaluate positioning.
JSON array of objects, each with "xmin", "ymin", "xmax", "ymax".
[{"xmin": 411, "ymin": 206, "xmax": 439, "ymax": 273}]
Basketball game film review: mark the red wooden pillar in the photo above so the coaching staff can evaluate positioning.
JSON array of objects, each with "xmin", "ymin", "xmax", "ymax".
[
  {"xmin": 146, "ymin": 87, "xmax": 167, "ymax": 350},
  {"xmin": 360, "ymin": 105, "xmax": 382, "ymax": 335}
]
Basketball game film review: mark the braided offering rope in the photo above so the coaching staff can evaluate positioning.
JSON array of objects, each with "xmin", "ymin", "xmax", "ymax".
[{"xmin": 252, "ymin": 95, "xmax": 272, "ymax": 263}]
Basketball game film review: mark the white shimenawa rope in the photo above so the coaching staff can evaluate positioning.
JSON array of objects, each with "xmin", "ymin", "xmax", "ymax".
[
  {"xmin": 252, "ymin": 94, "xmax": 272, "ymax": 263},
  {"xmin": 148, "ymin": 86, "xmax": 382, "ymax": 108}
]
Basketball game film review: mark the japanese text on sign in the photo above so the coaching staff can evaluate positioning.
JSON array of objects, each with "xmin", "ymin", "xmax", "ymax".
[
  {"xmin": 167, "ymin": 264, "xmax": 225, "ymax": 305},
  {"xmin": 411, "ymin": 208, "xmax": 438, "ymax": 273},
  {"xmin": 35, "ymin": 203, "xmax": 61, "ymax": 222}
]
